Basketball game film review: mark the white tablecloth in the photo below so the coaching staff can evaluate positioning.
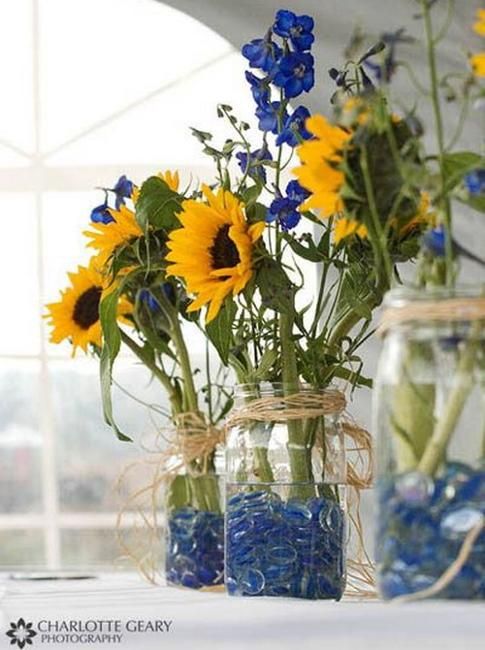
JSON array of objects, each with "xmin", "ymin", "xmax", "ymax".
[{"xmin": 0, "ymin": 573, "xmax": 484, "ymax": 650}]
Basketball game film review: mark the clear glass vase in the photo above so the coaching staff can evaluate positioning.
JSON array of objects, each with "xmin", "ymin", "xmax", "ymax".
[
  {"xmin": 165, "ymin": 467, "xmax": 224, "ymax": 589},
  {"xmin": 374, "ymin": 287, "xmax": 485, "ymax": 600},
  {"xmin": 225, "ymin": 383, "xmax": 347, "ymax": 599}
]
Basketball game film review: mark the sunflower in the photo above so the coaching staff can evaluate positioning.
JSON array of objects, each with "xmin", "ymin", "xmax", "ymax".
[
  {"xmin": 45, "ymin": 259, "xmax": 132, "ymax": 354},
  {"xmin": 84, "ymin": 204, "xmax": 143, "ymax": 264},
  {"xmin": 166, "ymin": 185, "xmax": 264, "ymax": 323},
  {"xmin": 474, "ymin": 9, "xmax": 485, "ymax": 37},
  {"xmin": 293, "ymin": 114, "xmax": 351, "ymax": 217},
  {"xmin": 471, "ymin": 52, "xmax": 485, "ymax": 78},
  {"xmin": 334, "ymin": 218, "xmax": 368, "ymax": 244}
]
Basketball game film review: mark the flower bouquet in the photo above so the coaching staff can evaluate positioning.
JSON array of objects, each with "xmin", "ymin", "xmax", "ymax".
[
  {"xmin": 46, "ymin": 172, "xmax": 231, "ymax": 589},
  {"xmin": 149, "ymin": 8, "xmax": 438, "ymax": 599},
  {"xmin": 361, "ymin": 4, "xmax": 485, "ymax": 600}
]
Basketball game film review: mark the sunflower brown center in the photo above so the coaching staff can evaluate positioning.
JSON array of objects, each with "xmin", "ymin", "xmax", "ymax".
[
  {"xmin": 210, "ymin": 224, "xmax": 240, "ymax": 270},
  {"xmin": 73, "ymin": 286, "xmax": 102, "ymax": 330}
]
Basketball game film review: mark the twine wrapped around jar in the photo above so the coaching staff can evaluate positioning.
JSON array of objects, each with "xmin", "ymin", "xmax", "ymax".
[{"xmin": 116, "ymin": 390, "xmax": 375, "ymax": 597}]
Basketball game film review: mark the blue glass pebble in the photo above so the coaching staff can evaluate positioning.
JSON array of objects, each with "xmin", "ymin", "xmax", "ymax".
[
  {"xmin": 166, "ymin": 507, "xmax": 224, "ymax": 589},
  {"xmin": 226, "ymin": 488, "xmax": 345, "ymax": 600},
  {"xmin": 377, "ymin": 464, "xmax": 485, "ymax": 600}
]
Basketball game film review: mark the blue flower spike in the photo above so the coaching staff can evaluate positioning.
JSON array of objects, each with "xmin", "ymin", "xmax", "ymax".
[
  {"xmin": 90, "ymin": 202, "xmax": 114, "ymax": 224},
  {"xmin": 273, "ymin": 9, "xmax": 315, "ymax": 52},
  {"xmin": 255, "ymin": 101, "xmax": 288, "ymax": 134},
  {"xmin": 242, "ymin": 32, "xmax": 282, "ymax": 73},
  {"xmin": 272, "ymin": 52, "xmax": 315, "ymax": 98},
  {"xmin": 464, "ymin": 169, "xmax": 485, "ymax": 196},
  {"xmin": 422, "ymin": 226, "xmax": 446, "ymax": 257},
  {"xmin": 276, "ymin": 106, "xmax": 312, "ymax": 147},
  {"xmin": 236, "ymin": 147, "xmax": 273, "ymax": 183},
  {"xmin": 267, "ymin": 180, "xmax": 310, "ymax": 231},
  {"xmin": 112, "ymin": 174, "xmax": 134, "ymax": 210}
]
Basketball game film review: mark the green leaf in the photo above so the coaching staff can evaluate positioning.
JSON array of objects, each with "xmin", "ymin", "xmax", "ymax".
[
  {"xmin": 256, "ymin": 256, "xmax": 293, "ymax": 312},
  {"xmin": 99, "ymin": 290, "xmax": 131, "ymax": 441},
  {"xmin": 190, "ymin": 127, "xmax": 213, "ymax": 143},
  {"xmin": 206, "ymin": 298, "xmax": 237, "ymax": 364},
  {"xmin": 241, "ymin": 184, "xmax": 262, "ymax": 207},
  {"xmin": 246, "ymin": 201, "xmax": 267, "ymax": 224},
  {"xmin": 136, "ymin": 176, "xmax": 182, "ymax": 232},
  {"xmin": 283, "ymin": 233, "xmax": 323, "ymax": 263},
  {"xmin": 442, "ymin": 152, "xmax": 483, "ymax": 193}
]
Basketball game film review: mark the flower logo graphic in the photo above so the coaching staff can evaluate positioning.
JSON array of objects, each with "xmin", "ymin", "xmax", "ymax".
[{"xmin": 5, "ymin": 619, "xmax": 37, "ymax": 648}]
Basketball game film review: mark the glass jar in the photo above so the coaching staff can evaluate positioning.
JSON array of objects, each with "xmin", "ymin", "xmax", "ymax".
[
  {"xmin": 374, "ymin": 287, "xmax": 485, "ymax": 600},
  {"xmin": 225, "ymin": 383, "xmax": 347, "ymax": 600},
  {"xmin": 165, "ymin": 463, "xmax": 224, "ymax": 589}
]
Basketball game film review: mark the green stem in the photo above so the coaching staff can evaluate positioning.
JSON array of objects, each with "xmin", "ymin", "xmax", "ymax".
[
  {"xmin": 168, "ymin": 311, "xmax": 199, "ymax": 414},
  {"xmin": 120, "ymin": 330, "xmax": 182, "ymax": 415},
  {"xmin": 421, "ymin": 0, "xmax": 454, "ymax": 285},
  {"xmin": 418, "ymin": 323, "xmax": 480, "ymax": 475},
  {"xmin": 280, "ymin": 306, "xmax": 314, "ymax": 499},
  {"xmin": 360, "ymin": 146, "xmax": 394, "ymax": 286}
]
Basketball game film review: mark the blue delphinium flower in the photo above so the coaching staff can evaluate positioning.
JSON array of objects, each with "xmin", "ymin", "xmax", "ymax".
[
  {"xmin": 422, "ymin": 226, "xmax": 445, "ymax": 257},
  {"xmin": 276, "ymin": 106, "xmax": 312, "ymax": 147},
  {"xmin": 90, "ymin": 202, "xmax": 114, "ymax": 224},
  {"xmin": 273, "ymin": 9, "xmax": 314, "ymax": 52},
  {"xmin": 112, "ymin": 175, "xmax": 134, "ymax": 209},
  {"xmin": 267, "ymin": 181, "xmax": 310, "ymax": 231},
  {"xmin": 286, "ymin": 180, "xmax": 310, "ymax": 204},
  {"xmin": 245, "ymin": 71, "xmax": 270, "ymax": 107},
  {"xmin": 242, "ymin": 35, "xmax": 282, "ymax": 73},
  {"xmin": 273, "ymin": 52, "xmax": 315, "ymax": 98},
  {"xmin": 236, "ymin": 147, "xmax": 273, "ymax": 183},
  {"xmin": 255, "ymin": 101, "xmax": 288, "ymax": 134},
  {"xmin": 140, "ymin": 284, "xmax": 176, "ymax": 312},
  {"xmin": 365, "ymin": 29, "xmax": 413, "ymax": 84},
  {"xmin": 139, "ymin": 288, "xmax": 160, "ymax": 312},
  {"xmin": 464, "ymin": 169, "xmax": 485, "ymax": 195}
]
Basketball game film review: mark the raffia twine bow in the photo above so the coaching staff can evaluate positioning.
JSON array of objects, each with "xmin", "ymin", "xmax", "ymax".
[
  {"xmin": 116, "ymin": 390, "xmax": 375, "ymax": 597},
  {"xmin": 115, "ymin": 413, "xmax": 225, "ymax": 585}
]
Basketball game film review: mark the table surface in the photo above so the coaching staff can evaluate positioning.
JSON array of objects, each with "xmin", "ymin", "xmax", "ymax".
[{"xmin": 0, "ymin": 572, "xmax": 484, "ymax": 650}]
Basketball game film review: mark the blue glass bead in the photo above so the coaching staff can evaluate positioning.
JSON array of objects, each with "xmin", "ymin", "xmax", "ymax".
[
  {"xmin": 317, "ymin": 573, "xmax": 342, "ymax": 599},
  {"xmin": 457, "ymin": 472, "xmax": 485, "ymax": 502},
  {"xmin": 395, "ymin": 471, "xmax": 434, "ymax": 506},
  {"xmin": 408, "ymin": 573, "xmax": 436, "ymax": 593},
  {"xmin": 228, "ymin": 493, "xmax": 246, "ymax": 511},
  {"xmin": 263, "ymin": 563, "xmax": 294, "ymax": 583},
  {"xmin": 226, "ymin": 577, "xmax": 239, "ymax": 595},
  {"xmin": 285, "ymin": 500, "xmax": 313, "ymax": 526},
  {"xmin": 379, "ymin": 571, "xmax": 409, "ymax": 598},
  {"xmin": 267, "ymin": 544, "xmax": 297, "ymax": 565},
  {"xmin": 440, "ymin": 506, "xmax": 484, "ymax": 540},
  {"xmin": 240, "ymin": 568, "xmax": 265, "ymax": 595},
  {"xmin": 197, "ymin": 566, "xmax": 218, "ymax": 585},
  {"xmin": 181, "ymin": 571, "xmax": 200, "ymax": 589},
  {"xmin": 167, "ymin": 509, "xmax": 224, "ymax": 589}
]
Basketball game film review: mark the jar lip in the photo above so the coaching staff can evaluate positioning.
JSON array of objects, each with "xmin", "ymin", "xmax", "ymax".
[
  {"xmin": 233, "ymin": 382, "xmax": 339, "ymax": 397},
  {"xmin": 383, "ymin": 283, "xmax": 485, "ymax": 308}
]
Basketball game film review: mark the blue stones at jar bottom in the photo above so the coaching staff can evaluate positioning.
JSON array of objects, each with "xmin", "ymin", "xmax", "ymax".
[
  {"xmin": 166, "ymin": 508, "xmax": 224, "ymax": 589},
  {"xmin": 225, "ymin": 487, "xmax": 346, "ymax": 600},
  {"xmin": 377, "ymin": 464, "xmax": 485, "ymax": 600}
]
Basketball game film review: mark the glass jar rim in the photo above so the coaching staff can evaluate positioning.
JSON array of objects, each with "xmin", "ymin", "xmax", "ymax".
[
  {"xmin": 383, "ymin": 283, "xmax": 485, "ymax": 309},
  {"xmin": 233, "ymin": 382, "xmax": 339, "ymax": 398}
]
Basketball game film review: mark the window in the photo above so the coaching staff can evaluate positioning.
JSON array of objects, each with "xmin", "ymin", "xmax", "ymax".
[{"xmin": 0, "ymin": 0, "xmax": 251, "ymax": 569}]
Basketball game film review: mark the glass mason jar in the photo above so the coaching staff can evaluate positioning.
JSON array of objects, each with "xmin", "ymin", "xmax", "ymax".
[
  {"xmin": 165, "ymin": 461, "xmax": 224, "ymax": 589},
  {"xmin": 374, "ymin": 287, "xmax": 485, "ymax": 600},
  {"xmin": 225, "ymin": 383, "xmax": 347, "ymax": 600}
]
